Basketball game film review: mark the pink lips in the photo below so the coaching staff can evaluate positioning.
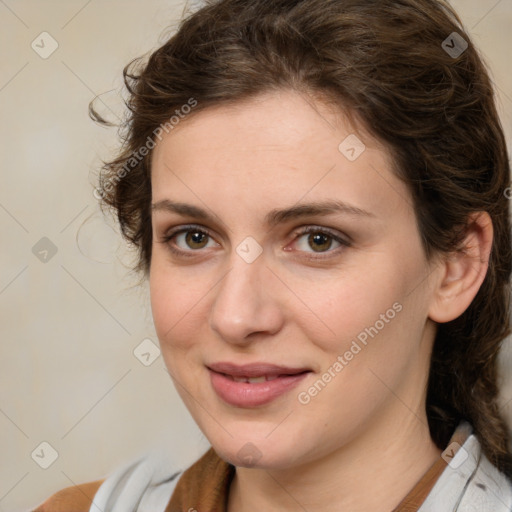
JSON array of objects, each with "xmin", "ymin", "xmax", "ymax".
[{"xmin": 207, "ymin": 362, "xmax": 311, "ymax": 407}]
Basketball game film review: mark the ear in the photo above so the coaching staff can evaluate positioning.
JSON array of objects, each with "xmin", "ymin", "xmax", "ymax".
[{"xmin": 428, "ymin": 211, "xmax": 493, "ymax": 323}]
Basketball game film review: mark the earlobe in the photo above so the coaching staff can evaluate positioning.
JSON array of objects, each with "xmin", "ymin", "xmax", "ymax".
[{"xmin": 428, "ymin": 211, "xmax": 493, "ymax": 324}]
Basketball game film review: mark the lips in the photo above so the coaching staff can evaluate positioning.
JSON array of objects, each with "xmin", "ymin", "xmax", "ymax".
[{"xmin": 207, "ymin": 362, "xmax": 311, "ymax": 407}]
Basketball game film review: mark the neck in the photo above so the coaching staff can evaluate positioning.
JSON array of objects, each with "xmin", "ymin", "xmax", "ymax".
[{"xmin": 227, "ymin": 411, "xmax": 442, "ymax": 512}]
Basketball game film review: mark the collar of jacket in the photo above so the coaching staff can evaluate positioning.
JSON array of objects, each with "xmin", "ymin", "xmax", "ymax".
[
  {"xmin": 89, "ymin": 421, "xmax": 512, "ymax": 512},
  {"xmin": 418, "ymin": 422, "xmax": 512, "ymax": 511}
]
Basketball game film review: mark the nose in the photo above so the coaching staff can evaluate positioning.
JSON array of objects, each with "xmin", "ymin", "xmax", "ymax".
[{"xmin": 209, "ymin": 253, "xmax": 285, "ymax": 346}]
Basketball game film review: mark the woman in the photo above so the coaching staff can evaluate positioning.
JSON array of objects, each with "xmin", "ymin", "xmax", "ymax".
[{"xmin": 34, "ymin": 0, "xmax": 512, "ymax": 510}]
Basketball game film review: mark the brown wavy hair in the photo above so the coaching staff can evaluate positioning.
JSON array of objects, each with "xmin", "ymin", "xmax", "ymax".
[{"xmin": 91, "ymin": 0, "xmax": 512, "ymax": 476}]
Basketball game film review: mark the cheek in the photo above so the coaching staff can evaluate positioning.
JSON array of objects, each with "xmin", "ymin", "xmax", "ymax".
[
  {"xmin": 149, "ymin": 258, "xmax": 198, "ymax": 348},
  {"xmin": 299, "ymin": 249, "xmax": 427, "ymax": 372},
  {"xmin": 149, "ymin": 253, "xmax": 220, "ymax": 371},
  {"xmin": 295, "ymin": 263, "xmax": 403, "ymax": 348}
]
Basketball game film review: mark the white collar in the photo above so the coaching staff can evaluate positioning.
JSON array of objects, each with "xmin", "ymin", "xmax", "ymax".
[{"xmin": 419, "ymin": 422, "xmax": 512, "ymax": 511}]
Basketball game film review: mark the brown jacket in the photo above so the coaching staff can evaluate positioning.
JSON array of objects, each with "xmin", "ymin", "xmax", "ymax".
[{"xmin": 33, "ymin": 480, "xmax": 104, "ymax": 512}]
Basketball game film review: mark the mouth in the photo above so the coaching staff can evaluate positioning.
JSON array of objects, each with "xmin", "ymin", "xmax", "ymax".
[
  {"xmin": 217, "ymin": 371, "xmax": 310, "ymax": 383},
  {"xmin": 227, "ymin": 374, "xmax": 280, "ymax": 383},
  {"xmin": 207, "ymin": 362, "xmax": 312, "ymax": 407}
]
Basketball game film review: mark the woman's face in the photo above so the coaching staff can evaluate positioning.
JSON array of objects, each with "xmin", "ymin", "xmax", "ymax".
[{"xmin": 150, "ymin": 90, "xmax": 441, "ymax": 470}]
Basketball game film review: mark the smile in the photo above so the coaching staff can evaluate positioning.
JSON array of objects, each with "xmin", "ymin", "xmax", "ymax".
[{"xmin": 207, "ymin": 362, "xmax": 311, "ymax": 407}]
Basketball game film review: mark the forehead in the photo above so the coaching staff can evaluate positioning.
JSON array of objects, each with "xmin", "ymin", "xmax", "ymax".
[
  {"xmin": 150, "ymin": 90, "xmax": 412, "ymax": 221},
  {"xmin": 153, "ymin": 90, "xmax": 373, "ymax": 161}
]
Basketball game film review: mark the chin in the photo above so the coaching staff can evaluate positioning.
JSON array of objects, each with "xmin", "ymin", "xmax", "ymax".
[
  {"xmin": 215, "ymin": 442, "xmax": 291, "ymax": 469},
  {"xmin": 203, "ymin": 424, "xmax": 309, "ymax": 470}
]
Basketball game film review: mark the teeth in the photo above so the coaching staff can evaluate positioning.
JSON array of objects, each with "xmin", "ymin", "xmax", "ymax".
[{"xmin": 232, "ymin": 375, "xmax": 276, "ymax": 383}]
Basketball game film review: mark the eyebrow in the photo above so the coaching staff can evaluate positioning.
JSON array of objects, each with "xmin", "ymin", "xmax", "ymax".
[{"xmin": 151, "ymin": 199, "xmax": 375, "ymax": 227}]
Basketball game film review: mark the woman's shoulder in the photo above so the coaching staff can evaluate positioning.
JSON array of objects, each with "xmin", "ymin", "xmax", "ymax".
[
  {"xmin": 32, "ymin": 480, "xmax": 105, "ymax": 512},
  {"xmin": 420, "ymin": 428, "xmax": 512, "ymax": 511},
  {"xmin": 32, "ymin": 448, "xmax": 185, "ymax": 512}
]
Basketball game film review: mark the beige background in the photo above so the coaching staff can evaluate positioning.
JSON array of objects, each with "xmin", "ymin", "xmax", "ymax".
[{"xmin": 0, "ymin": 1, "xmax": 511, "ymax": 510}]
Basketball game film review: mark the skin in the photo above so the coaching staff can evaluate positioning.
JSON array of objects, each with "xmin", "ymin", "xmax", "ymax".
[{"xmin": 149, "ymin": 89, "xmax": 492, "ymax": 512}]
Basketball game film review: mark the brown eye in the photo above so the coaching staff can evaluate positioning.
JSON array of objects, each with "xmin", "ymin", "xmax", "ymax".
[
  {"xmin": 163, "ymin": 226, "xmax": 219, "ymax": 256},
  {"xmin": 292, "ymin": 226, "xmax": 350, "ymax": 260},
  {"xmin": 307, "ymin": 232, "xmax": 333, "ymax": 252},
  {"xmin": 184, "ymin": 230, "xmax": 209, "ymax": 249}
]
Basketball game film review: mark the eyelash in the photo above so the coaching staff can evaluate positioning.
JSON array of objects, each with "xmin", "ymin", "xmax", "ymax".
[{"xmin": 160, "ymin": 224, "xmax": 351, "ymax": 261}]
